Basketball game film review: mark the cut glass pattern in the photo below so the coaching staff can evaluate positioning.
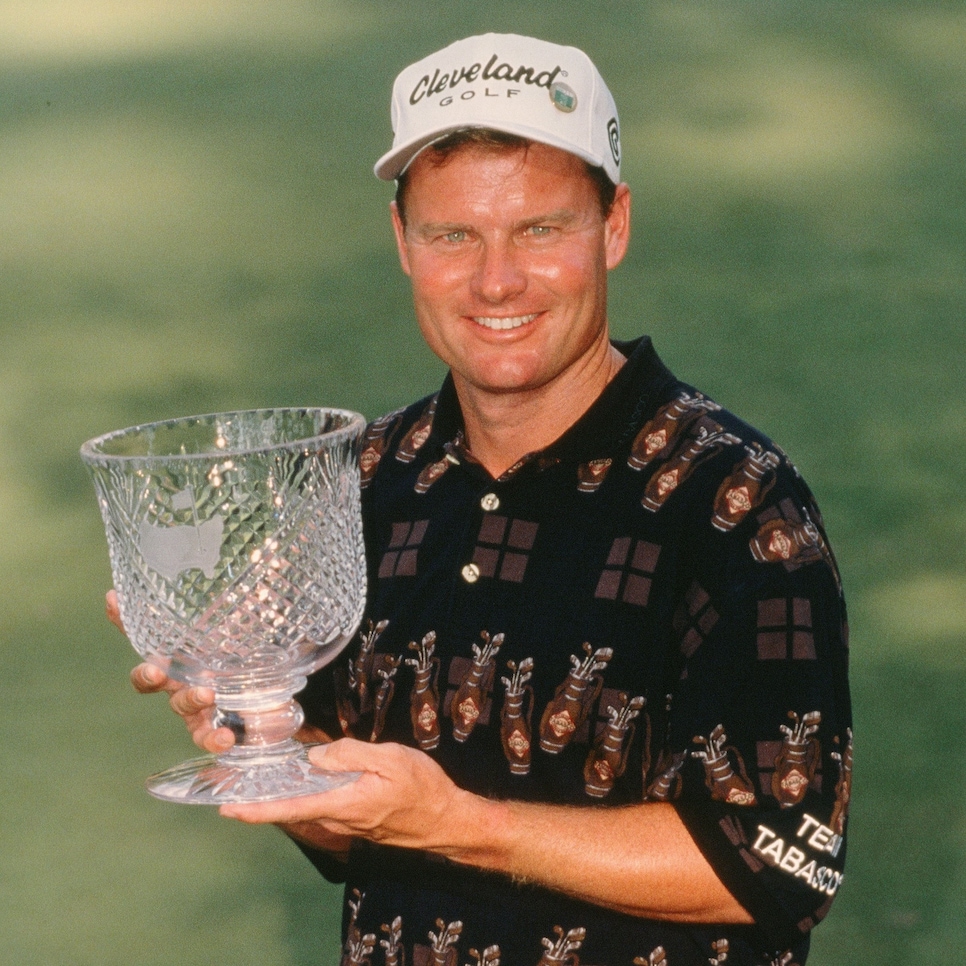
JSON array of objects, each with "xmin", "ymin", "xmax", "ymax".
[{"xmin": 82, "ymin": 408, "xmax": 366, "ymax": 804}]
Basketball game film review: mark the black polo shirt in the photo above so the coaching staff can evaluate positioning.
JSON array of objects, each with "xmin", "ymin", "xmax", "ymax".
[{"xmin": 300, "ymin": 336, "xmax": 851, "ymax": 966}]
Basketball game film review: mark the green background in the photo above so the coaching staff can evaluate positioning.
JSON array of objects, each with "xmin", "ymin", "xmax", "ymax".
[{"xmin": 2, "ymin": 1, "xmax": 963, "ymax": 963}]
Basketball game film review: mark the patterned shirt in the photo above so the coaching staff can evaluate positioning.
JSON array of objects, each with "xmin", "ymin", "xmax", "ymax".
[{"xmin": 299, "ymin": 336, "xmax": 852, "ymax": 966}]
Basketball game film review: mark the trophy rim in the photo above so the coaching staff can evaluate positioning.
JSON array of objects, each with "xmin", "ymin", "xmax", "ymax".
[{"xmin": 80, "ymin": 406, "xmax": 366, "ymax": 465}]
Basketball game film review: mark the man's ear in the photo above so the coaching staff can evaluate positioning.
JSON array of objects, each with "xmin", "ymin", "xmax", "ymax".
[
  {"xmin": 390, "ymin": 201, "xmax": 411, "ymax": 277},
  {"xmin": 604, "ymin": 182, "xmax": 631, "ymax": 271}
]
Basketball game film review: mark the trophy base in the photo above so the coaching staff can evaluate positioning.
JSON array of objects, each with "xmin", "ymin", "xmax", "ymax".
[{"xmin": 145, "ymin": 743, "xmax": 359, "ymax": 805}]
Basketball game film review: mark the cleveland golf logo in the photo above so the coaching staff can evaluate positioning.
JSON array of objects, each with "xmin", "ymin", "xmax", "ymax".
[{"xmin": 409, "ymin": 54, "xmax": 565, "ymax": 104}]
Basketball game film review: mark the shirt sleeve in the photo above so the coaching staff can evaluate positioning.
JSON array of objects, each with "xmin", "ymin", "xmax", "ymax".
[{"xmin": 665, "ymin": 455, "xmax": 852, "ymax": 952}]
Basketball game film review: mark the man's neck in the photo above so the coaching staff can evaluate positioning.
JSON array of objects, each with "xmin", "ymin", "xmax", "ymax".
[{"xmin": 453, "ymin": 343, "xmax": 627, "ymax": 478}]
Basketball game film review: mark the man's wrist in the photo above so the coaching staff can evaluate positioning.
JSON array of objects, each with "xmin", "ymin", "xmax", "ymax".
[{"xmin": 431, "ymin": 790, "xmax": 517, "ymax": 874}]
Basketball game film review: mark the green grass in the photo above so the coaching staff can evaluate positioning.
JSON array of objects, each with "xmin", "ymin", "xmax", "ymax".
[{"xmin": 2, "ymin": 2, "xmax": 964, "ymax": 963}]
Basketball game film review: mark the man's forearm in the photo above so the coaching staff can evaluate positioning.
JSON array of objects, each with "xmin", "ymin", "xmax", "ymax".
[
  {"xmin": 222, "ymin": 740, "xmax": 753, "ymax": 925},
  {"xmin": 435, "ymin": 793, "xmax": 753, "ymax": 924}
]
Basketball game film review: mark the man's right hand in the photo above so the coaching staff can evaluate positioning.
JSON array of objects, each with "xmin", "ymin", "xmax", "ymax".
[{"xmin": 107, "ymin": 590, "xmax": 237, "ymax": 754}]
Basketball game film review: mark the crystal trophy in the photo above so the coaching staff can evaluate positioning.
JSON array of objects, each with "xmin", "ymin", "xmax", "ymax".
[{"xmin": 81, "ymin": 408, "xmax": 367, "ymax": 804}]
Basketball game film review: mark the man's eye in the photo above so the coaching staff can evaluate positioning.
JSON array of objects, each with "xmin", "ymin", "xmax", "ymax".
[
  {"xmin": 443, "ymin": 230, "xmax": 467, "ymax": 243},
  {"xmin": 528, "ymin": 225, "xmax": 553, "ymax": 237}
]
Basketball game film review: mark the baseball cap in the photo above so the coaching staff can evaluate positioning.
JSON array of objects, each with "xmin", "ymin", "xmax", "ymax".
[{"xmin": 374, "ymin": 33, "xmax": 621, "ymax": 183}]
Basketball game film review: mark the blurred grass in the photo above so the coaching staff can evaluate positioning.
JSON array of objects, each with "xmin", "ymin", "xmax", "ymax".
[{"xmin": 1, "ymin": 1, "xmax": 964, "ymax": 963}]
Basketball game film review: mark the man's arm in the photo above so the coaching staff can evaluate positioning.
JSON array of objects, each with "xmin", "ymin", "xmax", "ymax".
[
  {"xmin": 221, "ymin": 737, "xmax": 754, "ymax": 925},
  {"xmin": 110, "ymin": 594, "xmax": 749, "ymax": 924},
  {"xmin": 456, "ymin": 795, "xmax": 750, "ymax": 923}
]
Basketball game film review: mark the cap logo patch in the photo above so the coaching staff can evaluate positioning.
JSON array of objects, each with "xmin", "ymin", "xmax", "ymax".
[
  {"xmin": 549, "ymin": 81, "xmax": 577, "ymax": 113},
  {"xmin": 607, "ymin": 116, "xmax": 620, "ymax": 165}
]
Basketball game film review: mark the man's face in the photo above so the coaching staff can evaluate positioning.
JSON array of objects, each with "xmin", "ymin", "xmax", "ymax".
[{"xmin": 391, "ymin": 142, "xmax": 630, "ymax": 402}]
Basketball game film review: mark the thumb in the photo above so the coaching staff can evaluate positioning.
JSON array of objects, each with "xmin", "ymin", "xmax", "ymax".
[{"xmin": 307, "ymin": 736, "xmax": 397, "ymax": 776}]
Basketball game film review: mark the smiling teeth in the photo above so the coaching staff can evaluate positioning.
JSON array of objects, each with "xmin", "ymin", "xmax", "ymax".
[{"xmin": 472, "ymin": 314, "xmax": 538, "ymax": 331}]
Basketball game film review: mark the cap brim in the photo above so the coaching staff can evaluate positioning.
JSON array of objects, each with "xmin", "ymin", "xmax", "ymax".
[{"xmin": 373, "ymin": 120, "xmax": 610, "ymax": 181}]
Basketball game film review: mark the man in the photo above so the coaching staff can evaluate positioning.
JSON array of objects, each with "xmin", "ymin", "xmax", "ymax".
[{"xmin": 119, "ymin": 34, "xmax": 851, "ymax": 966}]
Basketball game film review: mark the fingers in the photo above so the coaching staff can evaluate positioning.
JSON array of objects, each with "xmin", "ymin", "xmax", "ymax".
[
  {"xmin": 169, "ymin": 684, "xmax": 217, "ymax": 716},
  {"xmin": 306, "ymin": 737, "xmax": 424, "ymax": 777},
  {"xmin": 195, "ymin": 723, "xmax": 237, "ymax": 754},
  {"xmin": 168, "ymin": 687, "xmax": 236, "ymax": 754},
  {"xmin": 130, "ymin": 663, "xmax": 213, "ymax": 713},
  {"xmin": 105, "ymin": 590, "xmax": 125, "ymax": 633},
  {"xmin": 289, "ymin": 739, "xmax": 378, "ymax": 782},
  {"xmin": 277, "ymin": 820, "xmax": 353, "ymax": 857},
  {"xmin": 219, "ymin": 741, "xmax": 370, "ymax": 825},
  {"xmin": 220, "ymin": 784, "xmax": 356, "ymax": 826},
  {"xmin": 167, "ymin": 686, "xmax": 236, "ymax": 754},
  {"xmin": 130, "ymin": 662, "xmax": 170, "ymax": 694},
  {"xmin": 129, "ymin": 661, "xmax": 235, "ymax": 753}
]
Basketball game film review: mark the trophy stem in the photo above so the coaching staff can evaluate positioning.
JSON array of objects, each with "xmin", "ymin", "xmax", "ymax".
[
  {"xmin": 145, "ymin": 688, "xmax": 359, "ymax": 805},
  {"xmin": 212, "ymin": 686, "xmax": 307, "ymax": 751}
]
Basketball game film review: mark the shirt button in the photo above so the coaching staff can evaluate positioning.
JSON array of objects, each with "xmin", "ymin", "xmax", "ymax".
[
  {"xmin": 480, "ymin": 492, "xmax": 500, "ymax": 511},
  {"xmin": 461, "ymin": 563, "xmax": 481, "ymax": 583}
]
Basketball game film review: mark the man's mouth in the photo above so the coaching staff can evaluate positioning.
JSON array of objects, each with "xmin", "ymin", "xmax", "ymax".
[{"xmin": 471, "ymin": 313, "xmax": 539, "ymax": 331}]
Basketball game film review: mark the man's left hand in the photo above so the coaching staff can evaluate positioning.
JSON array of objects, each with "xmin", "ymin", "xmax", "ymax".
[{"xmin": 220, "ymin": 738, "xmax": 472, "ymax": 856}]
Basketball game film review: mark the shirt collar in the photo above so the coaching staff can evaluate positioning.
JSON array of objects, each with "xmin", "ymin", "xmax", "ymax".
[{"xmin": 428, "ymin": 336, "xmax": 678, "ymax": 469}]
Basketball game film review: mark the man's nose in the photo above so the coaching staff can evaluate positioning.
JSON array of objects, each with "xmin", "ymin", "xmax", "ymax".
[{"xmin": 472, "ymin": 240, "xmax": 527, "ymax": 303}]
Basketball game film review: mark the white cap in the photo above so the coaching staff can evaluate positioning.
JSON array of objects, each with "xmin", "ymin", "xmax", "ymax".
[{"xmin": 374, "ymin": 33, "xmax": 621, "ymax": 183}]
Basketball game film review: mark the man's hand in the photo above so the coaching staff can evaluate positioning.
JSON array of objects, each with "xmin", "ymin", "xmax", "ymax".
[
  {"xmin": 108, "ymin": 589, "xmax": 352, "ymax": 857},
  {"xmin": 220, "ymin": 738, "xmax": 467, "ymax": 854}
]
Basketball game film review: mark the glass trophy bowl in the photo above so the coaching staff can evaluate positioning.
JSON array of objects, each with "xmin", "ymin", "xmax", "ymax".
[{"xmin": 81, "ymin": 408, "xmax": 366, "ymax": 804}]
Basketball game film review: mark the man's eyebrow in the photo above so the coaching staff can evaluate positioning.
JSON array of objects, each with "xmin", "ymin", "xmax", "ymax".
[
  {"xmin": 409, "ymin": 221, "xmax": 472, "ymax": 239},
  {"xmin": 520, "ymin": 208, "xmax": 578, "ymax": 226}
]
